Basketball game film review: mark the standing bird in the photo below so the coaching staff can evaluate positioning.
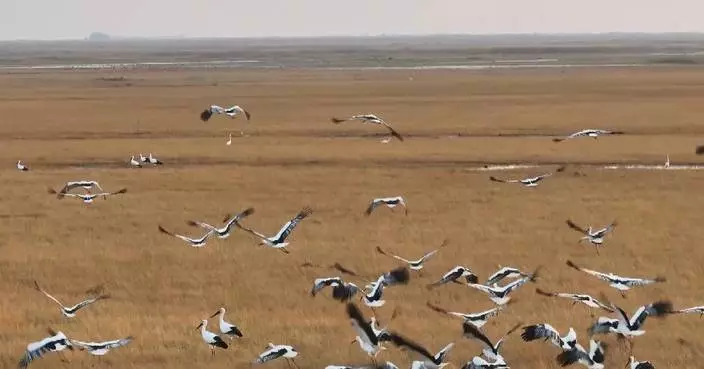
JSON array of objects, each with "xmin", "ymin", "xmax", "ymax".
[
  {"xmin": 376, "ymin": 239, "xmax": 448, "ymax": 272},
  {"xmin": 236, "ymin": 206, "xmax": 313, "ymax": 253},
  {"xmin": 565, "ymin": 220, "xmax": 617, "ymax": 254},
  {"xmin": 196, "ymin": 320, "xmax": 228, "ymax": 355},
  {"xmin": 148, "ymin": 153, "xmax": 163, "ymax": 165},
  {"xmin": 365, "ymin": 197, "xmax": 408, "ymax": 216},
  {"xmin": 427, "ymin": 266, "xmax": 479, "ymax": 288},
  {"xmin": 553, "ymin": 129, "xmax": 624, "ymax": 142},
  {"xmin": 626, "ymin": 354, "xmax": 655, "ymax": 369},
  {"xmin": 69, "ymin": 337, "xmax": 133, "ymax": 355},
  {"xmin": 17, "ymin": 160, "xmax": 29, "ymax": 171},
  {"xmin": 489, "ymin": 168, "xmax": 564, "ymax": 188},
  {"xmin": 331, "ymin": 114, "xmax": 404, "ymax": 142},
  {"xmin": 19, "ymin": 328, "xmax": 73, "ymax": 369},
  {"xmin": 33, "ymin": 281, "xmax": 110, "ymax": 318},
  {"xmin": 47, "ymin": 187, "xmax": 127, "ymax": 204},
  {"xmin": 129, "ymin": 156, "xmax": 142, "ymax": 168},
  {"xmin": 209, "ymin": 307, "xmax": 243, "ymax": 339},
  {"xmin": 462, "ymin": 322, "xmax": 522, "ymax": 361},
  {"xmin": 426, "ymin": 302, "xmax": 502, "ymax": 329},
  {"xmin": 187, "ymin": 207, "xmax": 255, "ymax": 239},
  {"xmin": 201, "ymin": 105, "xmax": 251, "ymax": 122},
  {"xmin": 536, "ymin": 289, "xmax": 614, "ymax": 316},
  {"xmin": 556, "ymin": 339, "xmax": 606, "ymax": 369},
  {"xmin": 254, "ymin": 343, "xmax": 299, "ymax": 367},
  {"xmin": 467, "ymin": 268, "xmax": 540, "ymax": 305},
  {"xmin": 158, "ymin": 225, "xmax": 214, "ymax": 247},
  {"xmin": 520, "ymin": 323, "xmax": 580, "ymax": 351},
  {"xmin": 566, "ymin": 260, "xmax": 665, "ymax": 297},
  {"xmin": 226, "ymin": 132, "xmax": 233, "ymax": 146}
]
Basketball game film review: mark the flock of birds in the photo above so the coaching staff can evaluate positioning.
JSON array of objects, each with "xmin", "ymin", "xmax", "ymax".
[{"xmin": 13, "ymin": 102, "xmax": 704, "ymax": 369}]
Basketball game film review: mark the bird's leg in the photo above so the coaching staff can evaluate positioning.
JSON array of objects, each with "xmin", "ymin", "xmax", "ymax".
[
  {"xmin": 291, "ymin": 359, "xmax": 301, "ymax": 369},
  {"xmin": 59, "ymin": 352, "xmax": 69, "ymax": 363},
  {"xmin": 285, "ymin": 359, "xmax": 292, "ymax": 369},
  {"xmin": 621, "ymin": 292, "xmax": 627, "ymax": 299},
  {"xmin": 211, "ymin": 347, "xmax": 215, "ymax": 357}
]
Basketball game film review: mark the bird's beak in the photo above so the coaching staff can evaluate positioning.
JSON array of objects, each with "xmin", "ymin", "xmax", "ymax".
[
  {"xmin": 349, "ymin": 340, "xmax": 356, "ymax": 345},
  {"xmin": 209, "ymin": 311, "xmax": 219, "ymax": 318},
  {"xmin": 196, "ymin": 323, "xmax": 203, "ymax": 330}
]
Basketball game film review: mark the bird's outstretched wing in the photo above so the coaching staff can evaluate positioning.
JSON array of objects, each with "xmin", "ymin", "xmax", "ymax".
[
  {"xmin": 331, "ymin": 262, "xmax": 360, "ymax": 277},
  {"xmin": 272, "ymin": 206, "xmax": 314, "ymax": 242},
  {"xmin": 331, "ymin": 117, "xmax": 349, "ymax": 124},
  {"xmin": 33, "ymin": 281, "xmax": 65, "ymax": 308},
  {"xmin": 566, "ymin": 220, "xmax": 589, "ymax": 235},
  {"xmin": 200, "ymin": 109, "xmax": 213, "ymax": 122},
  {"xmin": 381, "ymin": 123, "xmax": 404, "ymax": 142}
]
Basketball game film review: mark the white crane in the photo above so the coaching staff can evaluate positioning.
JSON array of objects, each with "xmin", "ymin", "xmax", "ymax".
[
  {"xmin": 311, "ymin": 277, "xmax": 359, "ymax": 303},
  {"xmin": 386, "ymin": 337, "xmax": 454, "ymax": 369},
  {"xmin": 196, "ymin": 319, "xmax": 228, "ymax": 356},
  {"xmin": 254, "ymin": 343, "xmax": 299, "ymax": 367},
  {"xmin": 33, "ymin": 280, "xmax": 110, "ymax": 318},
  {"xmin": 17, "ymin": 160, "xmax": 29, "ymax": 171},
  {"xmin": 51, "ymin": 180, "xmax": 103, "ymax": 198},
  {"xmin": 187, "ymin": 207, "xmax": 255, "ymax": 239},
  {"xmin": 462, "ymin": 322, "xmax": 522, "ymax": 361},
  {"xmin": 362, "ymin": 275, "xmax": 388, "ymax": 309},
  {"xmin": 427, "ymin": 266, "xmax": 479, "ymax": 288},
  {"xmin": 426, "ymin": 302, "xmax": 503, "ymax": 329},
  {"xmin": 565, "ymin": 220, "xmax": 617, "ymax": 254},
  {"xmin": 467, "ymin": 268, "xmax": 540, "ymax": 305},
  {"xmin": 347, "ymin": 302, "xmax": 387, "ymax": 362},
  {"xmin": 553, "ymin": 129, "xmax": 624, "ymax": 142},
  {"xmin": 536, "ymin": 289, "xmax": 614, "ymax": 316},
  {"xmin": 158, "ymin": 225, "xmax": 214, "ymax": 247},
  {"xmin": 129, "ymin": 156, "xmax": 142, "ymax": 168},
  {"xmin": 489, "ymin": 166, "xmax": 565, "ymax": 187},
  {"xmin": 566, "ymin": 260, "xmax": 666, "ymax": 297},
  {"xmin": 365, "ymin": 196, "xmax": 408, "ymax": 216},
  {"xmin": 627, "ymin": 354, "xmax": 655, "ymax": 369},
  {"xmin": 48, "ymin": 187, "xmax": 127, "ymax": 203},
  {"xmin": 520, "ymin": 323, "xmax": 581, "ymax": 351},
  {"xmin": 201, "ymin": 105, "xmax": 251, "ymax": 121},
  {"xmin": 486, "ymin": 266, "xmax": 530, "ymax": 286},
  {"xmin": 588, "ymin": 300, "xmax": 672, "ymax": 340},
  {"xmin": 209, "ymin": 307, "xmax": 243, "ymax": 339},
  {"xmin": 19, "ymin": 329, "xmax": 73, "ymax": 369},
  {"xmin": 236, "ymin": 206, "xmax": 313, "ymax": 253},
  {"xmin": 555, "ymin": 339, "xmax": 606, "ymax": 369},
  {"xmin": 70, "ymin": 337, "xmax": 133, "ymax": 355},
  {"xmin": 138, "ymin": 153, "xmax": 149, "ymax": 164},
  {"xmin": 148, "ymin": 153, "xmax": 163, "ymax": 165},
  {"xmin": 226, "ymin": 132, "xmax": 233, "ymax": 146},
  {"xmin": 331, "ymin": 114, "xmax": 404, "ymax": 142},
  {"xmin": 375, "ymin": 239, "xmax": 448, "ymax": 272}
]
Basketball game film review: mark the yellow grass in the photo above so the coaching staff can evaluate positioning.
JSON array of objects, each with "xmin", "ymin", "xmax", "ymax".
[{"xmin": 1, "ymin": 67, "xmax": 704, "ymax": 368}]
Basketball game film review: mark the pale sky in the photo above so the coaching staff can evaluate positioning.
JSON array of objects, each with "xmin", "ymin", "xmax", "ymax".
[{"xmin": 1, "ymin": 0, "xmax": 702, "ymax": 40}]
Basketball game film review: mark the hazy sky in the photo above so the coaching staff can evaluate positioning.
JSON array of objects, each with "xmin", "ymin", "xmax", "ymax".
[{"xmin": 2, "ymin": 0, "xmax": 702, "ymax": 40}]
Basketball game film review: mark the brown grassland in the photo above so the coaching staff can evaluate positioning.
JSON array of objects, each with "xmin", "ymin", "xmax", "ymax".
[{"xmin": 1, "ymin": 65, "xmax": 704, "ymax": 369}]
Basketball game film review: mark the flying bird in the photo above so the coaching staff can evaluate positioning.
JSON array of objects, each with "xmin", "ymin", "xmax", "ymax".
[
  {"xmin": 187, "ymin": 207, "xmax": 255, "ymax": 239},
  {"xmin": 427, "ymin": 266, "xmax": 479, "ymax": 289},
  {"xmin": 33, "ymin": 281, "xmax": 110, "ymax": 318},
  {"xmin": 489, "ymin": 168, "xmax": 564, "ymax": 187},
  {"xmin": 462, "ymin": 321, "xmax": 522, "ymax": 361},
  {"xmin": 555, "ymin": 339, "xmax": 606, "ymax": 369},
  {"xmin": 70, "ymin": 337, "xmax": 133, "ymax": 355},
  {"xmin": 158, "ymin": 225, "xmax": 214, "ymax": 247},
  {"xmin": 331, "ymin": 114, "xmax": 404, "ymax": 142},
  {"xmin": 196, "ymin": 320, "xmax": 228, "ymax": 355},
  {"xmin": 553, "ymin": 129, "xmax": 624, "ymax": 142},
  {"xmin": 52, "ymin": 181, "xmax": 104, "ymax": 198},
  {"xmin": 376, "ymin": 239, "xmax": 448, "ymax": 272},
  {"xmin": 201, "ymin": 105, "xmax": 251, "ymax": 122},
  {"xmin": 209, "ymin": 307, "xmax": 243, "ymax": 339},
  {"xmin": 236, "ymin": 206, "xmax": 313, "ymax": 253},
  {"xmin": 521, "ymin": 323, "xmax": 580, "ymax": 351},
  {"xmin": 566, "ymin": 260, "xmax": 665, "ymax": 297},
  {"xmin": 588, "ymin": 300, "xmax": 672, "ymax": 340},
  {"xmin": 365, "ymin": 197, "xmax": 408, "ymax": 216},
  {"xmin": 467, "ymin": 268, "xmax": 540, "ymax": 305},
  {"xmin": 386, "ymin": 336, "xmax": 454, "ymax": 369},
  {"xmin": 311, "ymin": 277, "xmax": 359, "ymax": 303},
  {"xmin": 486, "ymin": 266, "xmax": 530, "ymax": 286},
  {"xmin": 426, "ymin": 302, "xmax": 503, "ymax": 329},
  {"xmin": 17, "ymin": 160, "xmax": 29, "ymax": 171},
  {"xmin": 536, "ymin": 289, "xmax": 614, "ymax": 316},
  {"xmin": 47, "ymin": 187, "xmax": 127, "ymax": 204},
  {"xmin": 19, "ymin": 328, "xmax": 73, "ymax": 369},
  {"xmin": 325, "ymin": 363, "xmax": 399, "ymax": 369},
  {"xmin": 254, "ymin": 343, "xmax": 299, "ymax": 367},
  {"xmin": 347, "ymin": 302, "xmax": 388, "ymax": 362},
  {"xmin": 565, "ymin": 220, "xmax": 617, "ymax": 254}
]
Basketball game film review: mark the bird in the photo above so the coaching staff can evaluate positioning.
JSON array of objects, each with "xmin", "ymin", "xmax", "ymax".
[
  {"xmin": 311, "ymin": 277, "xmax": 359, "ymax": 303},
  {"xmin": 158, "ymin": 225, "xmax": 214, "ymax": 247},
  {"xmin": 467, "ymin": 268, "xmax": 540, "ymax": 305},
  {"xmin": 236, "ymin": 206, "xmax": 313, "ymax": 253},
  {"xmin": 17, "ymin": 160, "xmax": 29, "ymax": 171},
  {"xmin": 148, "ymin": 153, "xmax": 163, "ymax": 165},
  {"xmin": 588, "ymin": 300, "xmax": 672, "ymax": 339},
  {"xmin": 365, "ymin": 196, "xmax": 408, "ymax": 216},
  {"xmin": 196, "ymin": 319, "xmax": 228, "ymax": 355},
  {"xmin": 347, "ymin": 302, "xmax": 387, "ymax": 362},
  {"xmin": 379, "ymin": 266, "xmax": 411, "ymax": 287},
  {"xmin": 626, "ymin": 354, "xmax": 655, "ymax": 369},
  {"xmin": 386, "ymin": 336, "xmax": 454, "ymax": 369},
  {"xmin": 664, "ymin": 155, "xmax": 670, "ymax": 168},
  {"xmin": 19, "ymin": 328, "xmax": 73, "ymax": 369},
  {"xmin": 553, "ymin": 129, "xmax": 624, "ymax": 142},
  {"xmin": 536, "ymin": 289, "xmax": 614, "ymax": 315},
  {"xmin": 201, "ymin": 105, "xmax": 251, "ymax": 122},
  {"xmin": 375, "ymin": 239, "xmax": 448, "ymax": 272},
  {"xmin": 520, "ymin": 323, "xmax": 581, "ymax": 351},
  {"xmin": 427, "ymin": 266, "xmax": 479, "ymax": 288},
  {"xmin": 129, "ymin": 156, "xmax": 142, "ymax": 168},
  {"xmin": 380, "ymin": 137, "xmax": 392, "ymax": 144},
  {"xmin": 138, "ymin": 153, "xmax": 149, "ymax": 164},
  {"xmin": 566, "ymin": 260, "xmax": 666, "ymax": 297},
  {"xmin": 187, "ymin": 207, "xmax": 255, "ymax": 239},
  {"xmin": 361, "ymin": 275, "xmax": 389, "ymax": 309},
  {"xmin": 254, "ymin": 343, "xmax": 299, "ymax": 367},
  {"xmin": 330, "ymin": 114, "xmax": 404, "ymax": 141},
  {"xmin": 426, "ymin": 302, "xmax": 503, "ymax": 329},
  {"xmin": 461, "ymin": 355, "xmax": 509, "ymax": 369},
  {"xmin": 489, "ymin": 171, "xmax": 560, "ymax": 188},
  {"xmin": 47, "ymin": 187, "xmax": 127, "ymax": 203},
  {"xmin": 462, "ymin": 321, "xmax": 522, "ymax": 361},
  {"xmin": 555, "ymin": 339, "xmax": 606, "ymax": 369},
  {"xmin": 672, "ymin": 305, "xmax": 704, "ymax": 317},
  {"xmin": 69, "ymin": 337, "xmax": 133, "ymax": 355},
  {"xmin": 325, "ymin": 362, "xmax": 399, "ymax": 369},
  {"xmin": 226, "ymin": 132, "xmax": 233, "ymax": 146},
  {"xmin": 486, "ymin": 266, "xmax": 530, "ymax": 286},
  {"xmin": 209, "ymin": 307, "xmax": 243, "ymax": 339},
  {"xmin": 52, "ymin": 180, "xmax": 104, "ymax": 198},
  {"xmin": 565, "ymin": 220, "xmax": 617, "ymax": 254},
  {"xmin": 33, "ymin": 281, "xmax": 110, "ymax": 318}
]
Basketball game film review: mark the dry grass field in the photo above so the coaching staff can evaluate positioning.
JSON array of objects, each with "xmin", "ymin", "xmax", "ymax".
[{"xmin": 2, "ymin": 64, "xmax": 704, "ymax": 369}]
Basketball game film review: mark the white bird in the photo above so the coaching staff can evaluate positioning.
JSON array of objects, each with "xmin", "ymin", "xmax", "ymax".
[
  {"xmin": 19, "ymin": 329, "xmax": 73, "ymax": 369},
  {"xmin": 331, "ymin": 114, "xmax": 404, "ymax": 142},
  {"xmin": 467, "ymin": 268, "xmax": 540, "ymax": 305},
  {"xmin": 520, "ymin": 323, "xmax": 581, "ymax": 351},
  {"xmin": 387, "ymin": 337, "xmax": 454, "ymax": 369},
  {"xmin": 588, "ymin": 300, "xmax": 672, "ymax": 339},
  {"xmin": 365, "ymin": 196, "xmax": 408, "ymax": 216},
  {"xmin": 427, "ymin": 266, "xmax": 479, "ymax": 288},
  {"xmin": 236, "ymin": 206, "xmax": 313, "ymax": 253},
  {"xmin": 201, "ymin": 105, "xmax": 251, "ymax": 121},
  {"xmin": 565, "ymin": 220, "xmax": 617, "ymax": 254},
  {"xmin": 196, "ymin": 319, "xmax": 228, "ymax": 355},
  {"xmin": 187, "ymin": 207, "xmax": 255, "ymax": 239},
  {"xmin": 226, "ymin": 132, "xmax": 233, "ymax": 146},
  {"xmin": 376, "ymin": 239, "xmax": 448, "ymax": 272},
  {"xmin": 17, "ymin": 160, "xmax": 29, "ymax": 171},
  {"xmin": 426, "ymin": 302, "xmax": 503, "ymax": 329},
  {"xmin": 555, "ymin": 339, "xmax": 606, "ymax": 369},
  {"xmin": 489, "ymin": 169, "xmax": 562, "ymax": 188},
  {"xmin": 209, "ymin": 307, "xmax": 243, "ymax": 339},
  {"xmin": 129, "ymin": 156, "xmax": 142, "ymax": 168},
  {"xmin": 326, "ymin": 362, "xmax": 399, "ymax": 369},
  {"xmin": 70, "ymin": 337, "xmax": 133, "ymax": 355},
  {"xmin": 664, "ymin": 155, "xmax": 670, "ymax": 168},
  {"xmin": 311, "ymin": 277, "xmax": 360, "ymax": 303},
  {"xmin": 461, "ymin": 355, "xmax": 509, "ymax": 369},
  {"xmin": 48, "ymin": 187, "xmax": 127, "ymax": 203},
  {"xmin": 627, "ymin": 354, "xmax": 655, "ymax": 369},
  {"xmin": 462, "ymin": 322, "xmax": 522, "ymax": 361},
  {"xmin": 672, "ymin": 305, "xmax": 704, "ymax": 317},
  {"xmin": 380, "ymin": 137, "xmax": 392, "ymax": 144},
  {"xmin": 362, "ymin": 275, "xmax": 388, "ymax": 309},
  {"xmin": 347, "ymin": 302, "xmax": 387, "ymax": 361},
  {"xmin": 148, "ymin": 153, "xmax": 163, "ymax": 165},
  {"xmin": 33, "ymin": 280, "xmax": 110, "ymax": 318},
  {"xmin": 566, "ymin": 260, "xmax": 666, "ymax": 297},
  {"xmin": 254, "ymin": 343, "xmax": 299, "ymax": 367},
  {"xmin": 158, "ymin": 225, "xmax": 214, "ymax": 247},
  {"xmin": 52, "ymin": 180, "xmax": 103, "ymax": 198},
  {"xmin": 486, "ymin": 266, "xmax": 530, "ymax": 286},
  {"xmin": 553, "ymin": 129, "xmax": 624, "ymax": 142},
  {"xmin": 138, "ymin": 153, "xmax": 149, "ymax": 164},
  {"xmin": 536, "ymin": 289, "xmax": 614, "ymax": 315}
]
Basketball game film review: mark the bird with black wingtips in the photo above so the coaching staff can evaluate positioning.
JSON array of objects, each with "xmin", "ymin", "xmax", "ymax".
[
  {"xmin": 566, "ymin": 260, "xmax": 665, "ymax": 297},
  {"xmin": 311, "ymin": 276, "xmax": 359, "ymax": 303},
  {"xmin": 196, "ymin": 319, "xmax": 228, "ymax": 356},
  {"xmin": 201, "ymin": 105, "xmax": 251, "ymax": 122},
  {"xmin": 52, "ymin": 180, "xmax": 103, "ymax": 198},
  {"xmin": 69, "ymin": 336, "xmax": 133, "ymax": 355},
  {"xmin": 385, "ymin": 334, "xmax": 454, "ymax": 369},
  {"xmin": 236, "ymin": 206, "xmax": 313, "ymax": 253},
  {"xmin": 376, "ymin": 239, "xmax": 448, "ymax": 273},
  {"xmin": 47, "ymin": 187, "xmax": 127, "ymax": 204},
  {"xmin": 158, "ymin": 225, "xmax": 214, "ymax": 248},
  {"xmin": 254, "ymin": 343, "xmax": 299, "ymax": 367},
  {"xmin": 331, "ymin": 114, "xmax": 404, "ymax": 142},
  {"xmin": 19, "ymin": 328, "xmax": 74, "ymax": 369},
  {"xmin": 553, "ymin": 129, "xmax": 624, "ymax": 142},
  {"xmin": 486, "ymin": 266, "xmax": 530, "ymax": 286},
  {"xmin": 365, "ymin": 196, "xmax": 408, "ymax": 216},
  {"xmin": 521, "ymin": 323, "xmax": 581, "ymax": 351},
  {"xmin": 588, "ymin": 300, "xmax": 672, "ymax": 343},
  {"xmin": 427, "ymin": 266, "xmax": 479, "ymax": 289},
  {"xmin": 426, "ymin": 302, "xmax": 503, "ymax": 329},
  {"xmin": 489, "ymin": 169, "xmax": 563, "ymax": 188},
  {"xmin": 565, "ymin": 220, "xmax": 617, "ymax": 254},
  {"xmin": 347, "ymin": 302, "xmax": 385, "ymax": 362},
  {"xmin": 536, "ymin": 289, "xmax": 614, "ymax": 317},
  {"xmin": 461, "ymin": 355, "xmax": 509, "ymax": 369},
  {"xmin": 556, "ymin": 339, "xmax": 606, "ymax": 369},
  {"xmin": 209, "ymin": 307, "xmax": 243, "ymax": 339},
  {"xmin": 462, "ymin": 321, "xmax": 522, "ymax": 362},
  {"xmin": 626, "ymin": 352, "xmax": 655, "ymax": 369},
  {"xmin": 187, "ymin": 207, "xmax": 255, "ymax": 239},
  {"xmin": 33, "ymin": 280, "xmax": 110, "ymax": 318},
  {"xmin": 467, "ymin": 266, "xmax": 541, "ymax": 305}
]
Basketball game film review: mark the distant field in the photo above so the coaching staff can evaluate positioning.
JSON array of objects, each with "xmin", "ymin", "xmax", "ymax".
[{"xmin": 1, "ymin": 56, "xmax": 704, "ymax": 369}]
